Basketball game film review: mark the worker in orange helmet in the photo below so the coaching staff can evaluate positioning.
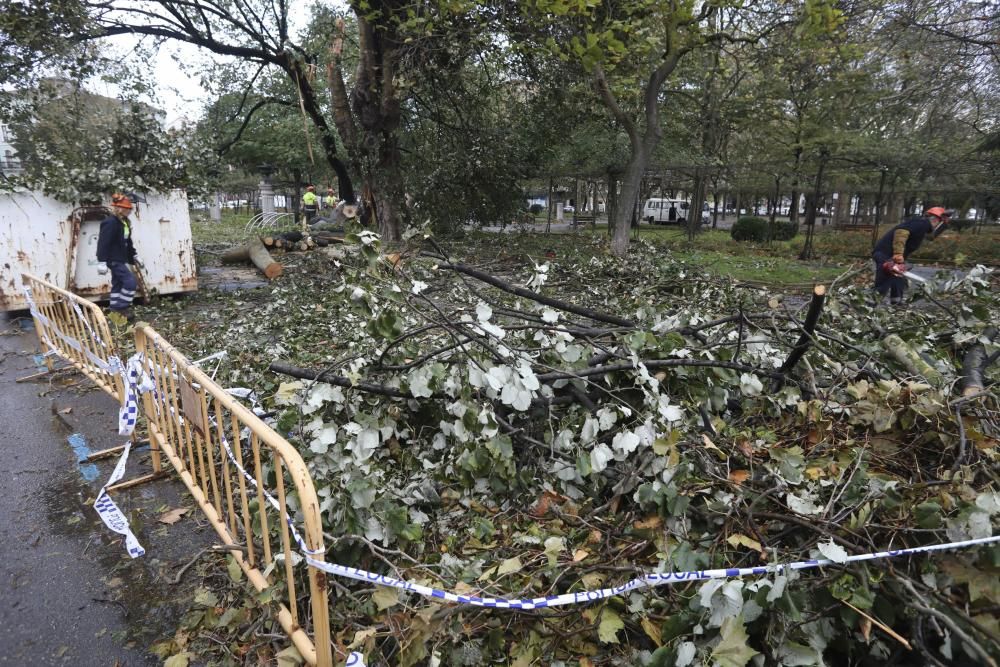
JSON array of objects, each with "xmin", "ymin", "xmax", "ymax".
[
  {"xmin": 96, "ymin": 193, "xmax": 140, "ymax": 321},
  {"xmin": 872, "ymin": 206, "xmax": 950, "ymax": 304}
]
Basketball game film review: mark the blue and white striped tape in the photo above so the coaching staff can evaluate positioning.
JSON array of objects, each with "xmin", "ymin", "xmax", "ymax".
[
  {"xmin": 93, "ymin": 441, "xmax": 145, "ymax": 558},
  {"xmin": 305, "ymin": 535, "xmax": 1000, "ymax": 609},
  {"xmin": 214, "ymin": 397, "xmax": 999, "ymax": 608}
]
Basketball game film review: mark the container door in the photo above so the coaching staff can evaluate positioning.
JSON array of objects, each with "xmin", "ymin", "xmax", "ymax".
[{"xmin": 70, "ymin": 207, "xmax": 112, "ymax": 299}]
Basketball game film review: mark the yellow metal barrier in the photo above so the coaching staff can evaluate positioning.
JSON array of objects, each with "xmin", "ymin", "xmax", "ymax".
[
  {"xmin": 20, "ymin": 272, "xmax": 122, "ymax": 398},
  {"xmin": 134, "ymin": 325, "xmax": 333, "ymax": 666},
  {"xmin": 20, "ymin": 272, "xmax": 164, "ymax": 483}
]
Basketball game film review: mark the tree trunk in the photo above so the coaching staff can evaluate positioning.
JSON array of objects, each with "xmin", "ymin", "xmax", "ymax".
[
  {"xmin": 611, "ymin": 150, "xmax": 648, "ymax": 256},
  {"xmin": 606, "ymin": 171, "xmax": 618, "ymax": 238},
  {"xmin": 799, "ymin": 152, "xmax": 828, "ymax": 261},
  {"xmin": 688, "ymin": 167, "xmax": 706, "ymax": 242}
]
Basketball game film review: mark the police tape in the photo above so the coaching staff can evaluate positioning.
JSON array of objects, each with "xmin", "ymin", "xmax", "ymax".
[
  {"xmin": 93, "ymin": 441, "xmax": 145, "ymax": 558},
  {"xmin": 208, "ymin": 389, "xmax": 1000, "ymax": 610},
  {"xmin": 301, "ymin": 534, "xmax": 999, "ymax": 610}
]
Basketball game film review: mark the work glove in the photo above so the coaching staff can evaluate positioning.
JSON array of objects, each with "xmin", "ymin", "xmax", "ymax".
[
  {"xmin": 892, "ymin": 254, "xmax": 904, "ymax": 264},
  {"xmin": 97, "ymin": 262, "xmax": 109, "ymax": 275},
  {"xmin": 882, "ymin": 261, "xmax": 906, "ymax": 277}
]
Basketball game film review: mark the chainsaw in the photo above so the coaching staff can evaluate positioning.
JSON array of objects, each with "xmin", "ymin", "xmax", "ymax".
[{"xmin": 882, "ymin": 261, "xmax": 928, "ymax": 284}]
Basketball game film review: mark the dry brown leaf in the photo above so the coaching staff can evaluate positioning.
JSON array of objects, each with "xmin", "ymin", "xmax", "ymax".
[
  {"xmin": 736, "ymin": 437, "xmax": 753, "ymax": 458},
  {"xmin": 633, "ymin": 515, "xmax": 663, "ymax": 530},
  {"xmin": 158, "ymin": 507, "xmax": 190, "ymax": 525},
  {"xmin": 729, "ymin": 469, "xmax": 750, "ymax": 485},
  {"xmin": 572, "ymin": 549, "xmax": 589, "ymax": 562},
  {"xmin": 587, "ymin": 529, "xmax": 602, "ymax": 544}
]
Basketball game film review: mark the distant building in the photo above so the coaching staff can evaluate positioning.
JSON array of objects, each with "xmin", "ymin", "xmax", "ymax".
[{"xmin": 0, "ymin": 122, "xmax": 22, "ymax": 177}]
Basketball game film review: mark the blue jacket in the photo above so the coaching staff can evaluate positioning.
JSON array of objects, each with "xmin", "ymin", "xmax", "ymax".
[
  {"xmin": 872, "ymin": 216, "xmax": 935, "ymax": 260},
  {"xmin": 96, "ymin": 214, "xmax": 137, "ymax": 264}
]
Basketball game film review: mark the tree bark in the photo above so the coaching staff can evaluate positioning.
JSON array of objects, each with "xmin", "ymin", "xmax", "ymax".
[
  {"xmin": 248, "ymin": 238, "xmax": 283, "ymax": 279},
  {"xmin": 773, "ymin": 285, "xmax": 826, "ymax": 390},
  {"xmin": 881, "ymin": 334, "xmax": 944, "ymax": 386}
]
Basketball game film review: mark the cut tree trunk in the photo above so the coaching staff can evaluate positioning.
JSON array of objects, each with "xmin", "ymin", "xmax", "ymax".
[
  {"xmin": 960, "ymin": 326, "xmax": 998, "ymax": 396},
  {"xmin": 221, "ymin": 246, "xmax": 251, "ymax": 264},
  {"xmin": 248, "ymin": 238, "xmax": 283, "ymax": 280}
]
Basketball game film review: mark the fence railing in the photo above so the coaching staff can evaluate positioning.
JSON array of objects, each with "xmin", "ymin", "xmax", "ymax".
[
  {"xmin": 21, "ymin": 277, "xmax": 333, "ymax": 664},
  {"xmin": 134, "ymin": 325, "xmax": 332, "ymax": 666},
  {"xmin": 21, "ymin": 272, "xmax": 123, "ymax": 399}
]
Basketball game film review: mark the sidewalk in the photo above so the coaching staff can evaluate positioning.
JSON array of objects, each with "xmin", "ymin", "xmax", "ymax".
[{"xmin": 0, "ymin": 315, "xmax": 215, "ymax": 665}]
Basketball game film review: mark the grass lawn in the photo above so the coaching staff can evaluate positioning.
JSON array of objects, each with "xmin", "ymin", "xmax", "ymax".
[{"xmin": 189, "ymin": 210, "xmax": 997, "ymax": 288}]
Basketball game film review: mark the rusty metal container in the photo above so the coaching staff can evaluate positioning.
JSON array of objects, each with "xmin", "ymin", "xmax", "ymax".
[{"xmin": 1, "ymin": 189, "xmax": 197, "ymax": 311}]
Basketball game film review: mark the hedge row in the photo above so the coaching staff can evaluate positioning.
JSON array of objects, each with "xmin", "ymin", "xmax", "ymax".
[{"xmin": 730, "ymin": 216, "xmax": 799, "ymax": 242}]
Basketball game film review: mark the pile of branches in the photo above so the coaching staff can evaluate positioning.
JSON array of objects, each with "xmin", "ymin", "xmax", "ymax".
[{"xmin": 179, "ymin": 231, "xmax": 1000, "ymax": 666}]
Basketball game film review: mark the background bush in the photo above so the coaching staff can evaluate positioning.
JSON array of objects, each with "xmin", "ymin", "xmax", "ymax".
[
  {"xmin": 730, "ymin": 217, "xmax": 799, "ymax": 242},
  {"xmin": 529, "ymin": 203, "xmax": 544, "ymax": 215}
]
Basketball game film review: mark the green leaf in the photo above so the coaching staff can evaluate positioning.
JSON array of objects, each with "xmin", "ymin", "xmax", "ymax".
[
  {"xmin": 227, "ymin": 554, "xmax": 243, "ymax": 583},
  {"xmin": 711, "ymin": 616, "xmax": 759, "ymax": 667},
  {"xmin": 597, "ymin": 607, "xmax": 625, "ymax": 644},
  {"xmin": 497, "ymin": 556, "xmax": 522, "ymax": 575},
  {"xmin": 543, "ymin": 536, "xmax": 565, "ymax": 568},
  {"xmin": 373, "ymin": 585, "xmax": 400, "ymax": 611},
  {"xmin": 275, "ymin": 646, "xmax": 304, "ymax": 667},
  {"xmin": 914, "ymin": 501, "xmax": 942, "ymax": 529},
  {"xmin": 164, "ymin": 654, "xmax": 193, "ymax": 667},
  {"xmin": 193, "ymin": 588, "xmax": 219, "ymax": 607}
]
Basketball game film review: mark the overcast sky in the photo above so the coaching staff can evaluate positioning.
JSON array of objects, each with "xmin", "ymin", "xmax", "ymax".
[{"xmin": 87, "ymin": 2, "xmax": 314, "ymax": 127}]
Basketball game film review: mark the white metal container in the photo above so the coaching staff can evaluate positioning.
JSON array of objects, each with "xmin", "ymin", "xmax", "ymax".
[{"xmin": 0, "ymin": 189, "xmax": 197, "ymax": 311}]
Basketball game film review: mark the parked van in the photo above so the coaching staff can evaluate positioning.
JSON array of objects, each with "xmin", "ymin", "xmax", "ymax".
[{"xmin": 643, "ymin": 198, "xmax": 691, "ymax": 224}]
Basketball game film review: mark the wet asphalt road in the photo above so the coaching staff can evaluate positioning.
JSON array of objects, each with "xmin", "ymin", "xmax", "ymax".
[{"xmin": 0, "ymin": 315, "xmax": 214, "ymax": 666}]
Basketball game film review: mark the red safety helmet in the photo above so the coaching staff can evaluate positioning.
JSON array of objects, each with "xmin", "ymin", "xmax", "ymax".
[
  {"xmin": 111, "ymin": 193, "xmax": 133, "ymax": 210},
  {"xmin": 924, "ymin": 206, "xmax": 948, "ymax": 220}
]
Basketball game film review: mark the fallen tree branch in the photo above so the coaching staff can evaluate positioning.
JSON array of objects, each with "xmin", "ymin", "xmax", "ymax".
[
  {"xmin": 881, "ymin": 334, "xmax": 945, "ymax": 386},
  {"xmin": 436, "ymin": 262, "xmax": 637, "ymax": 328},
  {"xmin": 170, "ymin": 544, "xmax": 246, "ymax": 585},
  {"xmin": 270, "ymin": 361, "xmax": 411, "ymax": 398},
  {"xmin": 536, "ymin": 358, "xmax": 797, "ymax": 383},
  {"xmin": 960, "ymin": 326, "xmax": 998, "ymax": 396},
  {"xmin": 772, "ymin": 285, "xmax": 826, "ymax": 390}
]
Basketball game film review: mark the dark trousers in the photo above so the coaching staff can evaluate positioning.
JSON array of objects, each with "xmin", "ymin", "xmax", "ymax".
[
  {"xmin": 872, "ymin": 251, "xmax": 906, "ymax": 302},
  {"xmin": 108, "ymin": 262, "xmax": 137, "ymax": 312}
]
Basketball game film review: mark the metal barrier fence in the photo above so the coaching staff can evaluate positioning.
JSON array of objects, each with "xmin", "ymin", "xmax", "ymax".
[
  {"xmin": 21, "ymin": 272, "xmax": 123, "ymax": 399},
  {"xmin": 21, "ymin": 272, "xmax": 164, "ymax": 488},
  {"xmin": 134, "ymin": 325, "xmax": 333, "ymax": 666}
]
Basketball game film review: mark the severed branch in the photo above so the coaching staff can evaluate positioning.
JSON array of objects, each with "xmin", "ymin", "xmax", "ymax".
[
  {"xmin": 435, "ymin": 262, "xmax": 637, "ymax": 328},
  {"xmin": 270, "ymin": 361, "xmax": 410, "ymax": 398},
  {"xmin": 772, "ymin": 285, "xmax": 826, "ymax": 390},
  {"xmin": 959, "ymin": 326, "xmax": 998, "ymax": 397}
]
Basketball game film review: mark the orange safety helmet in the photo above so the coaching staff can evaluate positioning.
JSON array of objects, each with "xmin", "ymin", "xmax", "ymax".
[
  {"xmin": 111, "ymin": 193, "xmax": 133, "ymax": 210},
  {"xmin": 924, "ymin": 206, "xmax": 948, "ymax": 219}
]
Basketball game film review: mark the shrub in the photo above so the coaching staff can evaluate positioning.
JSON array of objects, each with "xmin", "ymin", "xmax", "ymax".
[
  {"xmin": 772, "ymin": 220, "xmax": 799, "ymax": 241},
  {"xmin": 528, "ymin": 203, "xmax": 544, "ymax": 215},
  {"xmin": 730, "ymin": 216, "xmax": 798, "ymax": 242}
]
